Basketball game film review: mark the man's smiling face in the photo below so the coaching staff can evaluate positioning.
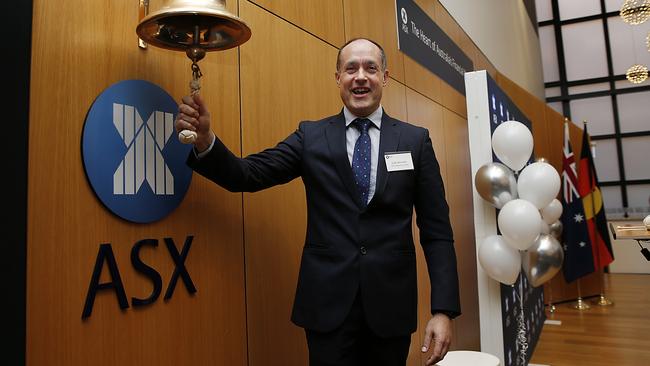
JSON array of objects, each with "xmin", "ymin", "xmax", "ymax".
[{"xmin": 335, "ymin": 39, "xmax": 389, "ymax": 117}]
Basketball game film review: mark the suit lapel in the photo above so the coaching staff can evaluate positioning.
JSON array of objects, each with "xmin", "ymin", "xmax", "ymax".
[
  {"xmin": 372, "ymin": 113, "xmax": 401, "ymax": 203},
  {"xmin": 326, "ymin": 113, "xmax": 364, "ymax": 208}
]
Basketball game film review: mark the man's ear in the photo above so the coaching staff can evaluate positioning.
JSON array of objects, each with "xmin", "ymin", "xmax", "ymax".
[
  {"xmin": 382, "ymin": 69, "xmax": 390, "ymax": 86},
  {"xmin": 335, "ymin": 71, "xmax": 341, "ymax": 86}
]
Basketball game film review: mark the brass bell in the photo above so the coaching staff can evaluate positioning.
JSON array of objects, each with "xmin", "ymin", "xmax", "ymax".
[
  {"xmin": 136, "ymin": 0, "xmax": 252, "ymax": 144},
  {"xmin": 136, "ymin": 0, "xmax": 251, "ymax": 62}
]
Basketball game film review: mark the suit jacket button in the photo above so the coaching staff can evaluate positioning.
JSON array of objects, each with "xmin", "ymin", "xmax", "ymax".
[{"xmin": 360, "ymin": 246, "xmax": 367, "ymax": 255}]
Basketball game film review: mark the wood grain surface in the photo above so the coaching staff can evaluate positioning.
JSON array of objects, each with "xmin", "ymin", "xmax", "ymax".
[
  {"xmin": 531, "ymin": 273, "xmax": 650, "ymax": 366},
  {"xmin": 26, "ymin": 0, "xmax": 560, "ymax": 364}
]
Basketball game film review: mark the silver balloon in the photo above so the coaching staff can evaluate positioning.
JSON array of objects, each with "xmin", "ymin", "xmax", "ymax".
[
  {"xmin": 474, "ymin": 162, "xmax": 518, "ymax": 209},
  {"xmin": 549, "ymin": 220, "xmax": 563, "ymax": 241},
  {"xmin": 521, "ymin": 234, "xmax": 564, "ymax": 287}
]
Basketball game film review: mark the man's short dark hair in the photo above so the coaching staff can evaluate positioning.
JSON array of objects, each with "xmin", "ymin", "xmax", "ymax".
[{"xmin": 336, "ymin": 38, "xmax": 387, "ymax": 71}]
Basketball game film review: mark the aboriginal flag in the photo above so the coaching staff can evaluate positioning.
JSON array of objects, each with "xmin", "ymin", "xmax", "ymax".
[{"xmin": 577, "ymin": 124, "xmax": 614, "ymax": 270}]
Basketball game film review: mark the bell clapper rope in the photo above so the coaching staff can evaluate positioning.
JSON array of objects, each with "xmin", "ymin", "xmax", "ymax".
[
  {"xmin": 178, "ymin": 62, "xmax": 202, "ymax": 144},
  {"xmin": 178, "ymin": 34, "xmax": 205, "ymax": 144},
  {"xmin": 190, "ymin": 61, "xmax": 202, "ymax": 96}
]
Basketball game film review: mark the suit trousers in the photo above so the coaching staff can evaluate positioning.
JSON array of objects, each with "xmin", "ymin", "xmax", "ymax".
[{"xmin": 305, "ymin": 289, "xmax": 411, "ymax": 366}]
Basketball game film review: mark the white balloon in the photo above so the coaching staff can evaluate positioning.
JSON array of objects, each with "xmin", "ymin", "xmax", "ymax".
[
  {"xmin": 541, "ymin": 198, "xmax": 563, "ymax": 224},
  {"xmin": 491, "ymin": 121, "xmax": 533, "ymax": 172},
  {"xmin": 540, "ymin": 220, "xmax": 550, "ymax": 234},
  {"xmin": 643, "ymin": 215, "xmax": 650, "ymax": 229},
  {"xmin": 498, "ymin": 199, "xmax": 542, "ymax": 250},
  {"xmin": 517, "ymin": 162, "xmax": 561, "ymax": 209},
  {"xmin": 478, "ymin": 235, "xmax": 522, "ymax": 285}
]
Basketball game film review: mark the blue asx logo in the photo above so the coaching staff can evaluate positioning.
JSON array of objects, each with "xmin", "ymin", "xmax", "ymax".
[{"xmin": 82, "ymin": 80, "xmax": 192, "ymax": 223}]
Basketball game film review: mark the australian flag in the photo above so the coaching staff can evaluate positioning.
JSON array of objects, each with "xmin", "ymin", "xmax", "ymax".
[{"xmin": 561, "ymin": 121, "xmax": 595, "ymax": 282}]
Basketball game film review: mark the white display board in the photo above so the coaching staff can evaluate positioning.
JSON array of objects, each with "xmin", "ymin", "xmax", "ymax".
[
  {"xmin": 465, "ymin": 70, "xmax": 546, "ymax": 366},
  {"xmin": 465, "ymin": 70, "xmax": 505, "ymax": 363}
]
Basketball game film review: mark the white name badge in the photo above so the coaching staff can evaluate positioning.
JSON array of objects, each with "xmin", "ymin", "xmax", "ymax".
[{"xmin": 384, "ymin": 151, "xmax": 414, "ymax": 172}]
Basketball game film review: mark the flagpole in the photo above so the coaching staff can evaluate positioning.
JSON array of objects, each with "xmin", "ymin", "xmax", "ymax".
[
  {"xmin": 573, "ymin": 278, "xmax": 590, "ymax": 310},
  {"xmin": 594, "ymin": 267, "xmax": 613, "ymax": 306},
  {"xmin": 547, "ymin": 281, "xmax": 556, "ymax": 314},
  {"xmin": 583, "ymin": 121, "xmax": 614, "ymax": 306}
]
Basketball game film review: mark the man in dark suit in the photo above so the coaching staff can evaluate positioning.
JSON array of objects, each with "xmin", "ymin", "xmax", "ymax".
[{"xmin": 175, "ymin": 38, "xmax": 460, "ymax": 366}]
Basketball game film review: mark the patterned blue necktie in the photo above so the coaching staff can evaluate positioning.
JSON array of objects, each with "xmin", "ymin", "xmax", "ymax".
[{"xmin": 351, "ymin": 118, "xmax": 372, "ymax": 207}]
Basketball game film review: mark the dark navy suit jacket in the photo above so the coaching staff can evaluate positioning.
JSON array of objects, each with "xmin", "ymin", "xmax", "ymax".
[{"xmin": 187, "ymin": 110, "xmax": 460, "ymax": 337}]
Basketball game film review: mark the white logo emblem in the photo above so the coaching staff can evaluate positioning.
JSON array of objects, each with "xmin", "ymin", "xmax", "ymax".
[
  {"xmin": 401, "ymin": 8, "xmax": 408, "ymax": 24},
  {"xmin": 112, "ymin": 103, "xmax": 175, "ymax": 195}
]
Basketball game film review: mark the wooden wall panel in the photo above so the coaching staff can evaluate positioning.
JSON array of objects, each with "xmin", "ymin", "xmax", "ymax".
[
  {"xmin": 495, "ymin": 72, "xmax": 549, "ymax": 161},
  {"xmin": 544, "ymin": 268, "xmax": 601, "ymax": 305},
  {"xmin": 27, "ymin": 0, "xmax": 247, "ymax": 365},
  {"xmin": 404, "ymin": 56, "xmax": 443, "ymax": 105},
  {"xmin": 456, "ymin": 26, "xmax": 498, "ymax": 80},
  {"xmin": 403, "ymin": 2, "xmax": 442, "ymax": 104},
  {"xmin": 432, "ymin": 1, "xmax": 462, "ymax": 47},
  {"xmin": 249, "ymin": 0, "xmax": 345, "ymax": 46},
  {"xmin": 473, "ymin": 51, "xmax": 499, "ymax": 80},
  {"xmin": 239, "ymin": 2, "xmax": 341, "ymax": 365},
  {"xmin": 406, "ymin": 89, "xmax": 448, "ymax": 183},
  {"xmin": 432, "ymin": 2, "xmax": 467, "ymax": 118},
  {"xmin": 442, "ymin": 109, "xmax": 480, "ymax": 351},
  {"xmin": 403, "ymin": 87, "xmax": 481, "ymax": 359},
  {"xmin": 343, "ymin": 0, "xmax": 406, "ymax": 83},
  {"xmin": 405, "ymin": 88, "xmax": 446, "ymax": 365},
  {"xmin": 440, "ymin": 80, "xmax": 467, "ymax": 119},
  {"xmin": 543, "ymin": 108, "xmax": 565, "ymax": 174},
  {"xmin": 25, "ymin": 0, "xmax": 548, "ymax": 363},
  {"xmin": 383, "ymin": 80, "xmax": 409, "ymax": 122}
]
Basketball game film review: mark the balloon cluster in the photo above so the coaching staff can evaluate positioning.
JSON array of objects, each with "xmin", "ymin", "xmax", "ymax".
[{"xmin": 476, "ymin": 121, "xmax": 564, "ymax": 287}]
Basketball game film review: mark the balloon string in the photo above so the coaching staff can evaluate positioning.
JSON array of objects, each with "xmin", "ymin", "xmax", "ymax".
[{"xmin": 515, "ymin": 281, "xmax": 529, "ymax": 366}]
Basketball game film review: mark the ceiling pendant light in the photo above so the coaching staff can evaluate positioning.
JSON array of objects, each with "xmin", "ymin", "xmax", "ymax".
[
  {"xmin": 626, "ymin": 64, "xmax": 649, "ymax": 83},
  {"xmin": 620, "ymin": 0, "xmax": 650, "ymax": 25}
]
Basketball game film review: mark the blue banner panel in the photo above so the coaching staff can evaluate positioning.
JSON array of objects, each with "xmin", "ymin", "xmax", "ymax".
[{"xmin": 395, "ymin": 0, "xmax": 474, "ymax": 94}]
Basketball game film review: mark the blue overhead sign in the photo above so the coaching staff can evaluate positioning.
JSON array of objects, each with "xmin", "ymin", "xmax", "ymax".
[{"xmin": 395, "ymin": 0, "xmax": 473, "ymax": 94}]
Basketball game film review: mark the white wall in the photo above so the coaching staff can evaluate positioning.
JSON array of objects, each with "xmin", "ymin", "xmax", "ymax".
[{"xmin": 440, "ymin": 0, "xmax": 545, "ymax": 99}]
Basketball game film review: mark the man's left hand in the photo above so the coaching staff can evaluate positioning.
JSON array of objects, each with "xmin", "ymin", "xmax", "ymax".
[{"xmin": 421, "ymin": 313, "xmax": 452, "ymax": 365}]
